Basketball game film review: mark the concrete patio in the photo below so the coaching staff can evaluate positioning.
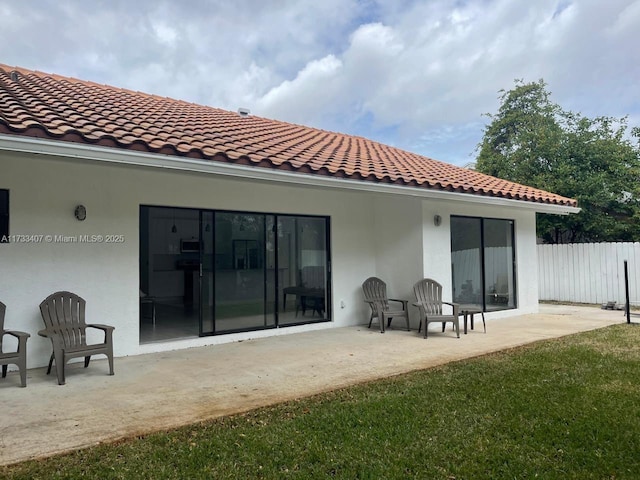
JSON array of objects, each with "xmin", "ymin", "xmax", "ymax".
[{"xmin": 0, "ymin": 304, "xmax": 624, "ymax": 466}]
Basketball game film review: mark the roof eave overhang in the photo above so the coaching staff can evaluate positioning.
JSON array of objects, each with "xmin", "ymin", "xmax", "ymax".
[{"xmin": 0, "ymin": 134, "xmax": 580, "ymax": 215}]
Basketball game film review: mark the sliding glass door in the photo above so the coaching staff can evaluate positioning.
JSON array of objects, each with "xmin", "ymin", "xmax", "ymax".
[
  {"xmin": 450, "ymin": 217, "xmax": 483, "ymax": 308},
  {"xmin": 140, "ymin": 205, "xmax": 330, "ymax": 342},
  {"xmin": 207, "ymin": 212, "xmax": 274, "ymax": 334},
  {"xmin": 483, "ymin": 218, "xmax": 516, "ymax": 311},
  {"xmin": 278, "ymin": 216, "xmax": 328, "ymax": 325},
  {"xmin": 450, "ymin": 216, "xmax": 516, "ymax": 312}
]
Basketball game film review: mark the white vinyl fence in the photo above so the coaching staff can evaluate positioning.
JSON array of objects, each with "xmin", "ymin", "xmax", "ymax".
[{"xmin": 537, "ymin": 242, "xmax": 640, "ymax": 306}]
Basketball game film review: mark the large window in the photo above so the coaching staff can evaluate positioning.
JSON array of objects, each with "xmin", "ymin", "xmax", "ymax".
[
  {"xmin": 450, "ymin": 216, "xmax": 516, "ymax": 312},
  {"xmin": 0, "ymin": 189, "xmax": 8, "ymax": 243},
  {"xmin": 140, "ymin": 206, "xmax": 330, "ymax": 342}
]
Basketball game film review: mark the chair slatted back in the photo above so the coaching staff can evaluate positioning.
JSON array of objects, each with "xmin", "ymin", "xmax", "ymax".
[
  {"xmin": 413, "ymin": 279, "xmax": 443, "ymax": 315},
  {"xmin": 362, "ymin": 277, "xmax": 390, "ymax": 315},
  {"xmin": 39, "ymin": 291, "xmax": 88, "ymax": 348}
]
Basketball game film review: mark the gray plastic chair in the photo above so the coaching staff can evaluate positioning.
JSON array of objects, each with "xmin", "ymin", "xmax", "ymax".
[
  {"xmin": 362, "ymin": 277, "xmax": 410, "ymax": 333},
  {"xmin": 413, "ymin": 279, "xmax": 460, "ymax": 339},
  {"xmin": 0, "ymin": 301, "xmax": 30, "ymax": 387},
  {"xmin": 39, "ymin": 291, "xmax": 115, "ymax": 385}
]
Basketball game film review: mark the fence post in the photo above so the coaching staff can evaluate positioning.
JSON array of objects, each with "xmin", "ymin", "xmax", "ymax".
[{"xmin": 625, "ymin": 260, "xmax": 631, "ymax": 324}]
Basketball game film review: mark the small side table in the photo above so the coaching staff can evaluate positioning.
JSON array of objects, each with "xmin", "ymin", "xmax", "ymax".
[{"xmin": 458, "ymin": 305, "xmax": 486, "ymax": 334}]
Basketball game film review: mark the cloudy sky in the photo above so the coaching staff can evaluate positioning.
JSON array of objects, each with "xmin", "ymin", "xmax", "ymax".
[{"xmin": 0, "ymin": 0, "xmax": 638, "ymax": 166}]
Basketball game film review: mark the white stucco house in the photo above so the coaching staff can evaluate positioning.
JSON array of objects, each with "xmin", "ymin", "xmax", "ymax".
[{"xmin": 0, "ymin": 65, "xmax": 579, "ymax": 370}]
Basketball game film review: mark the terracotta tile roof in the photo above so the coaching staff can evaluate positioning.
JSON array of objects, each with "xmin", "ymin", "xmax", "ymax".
[{"xmin": 0, "ymin": 64, "xmax": 576, "ymax": 207}]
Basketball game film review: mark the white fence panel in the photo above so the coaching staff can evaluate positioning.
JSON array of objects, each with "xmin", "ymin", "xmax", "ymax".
[{"xmin": 537, "ymin": 242, "xmax": 640, "ymax": 305}]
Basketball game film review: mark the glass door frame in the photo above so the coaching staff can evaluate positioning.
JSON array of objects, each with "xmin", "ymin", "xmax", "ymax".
[
  {"xmin": 450, "ymin": 215, "xmax": 517, "ymax": 312},
  {"xmin": 198, "ymin": 209, "xmax": 332, "ymax": 337}
]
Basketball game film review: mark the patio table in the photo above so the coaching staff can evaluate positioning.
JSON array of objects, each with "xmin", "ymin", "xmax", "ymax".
[{"xmin": 458, "ymin": 305, "xmax": 486, "ymax": 334}]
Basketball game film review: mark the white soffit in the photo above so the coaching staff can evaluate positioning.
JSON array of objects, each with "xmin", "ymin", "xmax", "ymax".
[{"xmin": 0, "ymin": 134, "xmax": 580, "ymax": 215}]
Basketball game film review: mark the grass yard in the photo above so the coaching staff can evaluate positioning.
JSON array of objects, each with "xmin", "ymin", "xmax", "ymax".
[{"xmin": 2, "ymin": 324, "xmax": 640, "ymax": 479}]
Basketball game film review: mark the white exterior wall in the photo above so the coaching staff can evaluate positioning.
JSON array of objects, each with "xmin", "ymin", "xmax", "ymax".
[
  {"xmin": 365, "ymin": 196, "xmax": 539, "ymax": 328},
  {"xmin": 1, "ymin": 151, "xmax": 540, "ymax": 368},
  {"xmin": 1, "ymin": 153, "xmax": 377, "ymax": 367},
  {"xmin": 372, "ymin": 196, "xmax": 424, "ymax": 302},
  {"xmin": 370, "ymin": 195, "xmax": 424, "ymax": 329}
]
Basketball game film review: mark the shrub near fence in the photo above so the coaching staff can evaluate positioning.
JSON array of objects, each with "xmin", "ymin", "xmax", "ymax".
[{"xmin": 537, "ymin": 242, "xmax": 640, "ymax": 306}]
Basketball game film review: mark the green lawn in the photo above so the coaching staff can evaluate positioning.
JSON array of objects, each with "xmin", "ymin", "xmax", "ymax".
[{"xmin": 3, "ymin": 324, "xmax": 640, "ymax": 479}]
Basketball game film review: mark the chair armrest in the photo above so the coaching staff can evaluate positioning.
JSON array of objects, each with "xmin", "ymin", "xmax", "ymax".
[
  {"xmin": 38, "ymin": 328, "xmax": 50, "ymax": 338},
  {"xmin": 87, "ymin": 324, "xmax": 115, "ymax": 344},
  {"xmin": 411, "ymin": 302, "xmax": 427, "ymax": 314},
  {"xmin": 38, "ymin": 329, "xmax": 65, "ymax": 349},
  {"xmin": 442, "ymin": 301, "xmax": 460, "ymax": 316},
  {"xmin": 388, "ymin": 298, "xmax": 408, "ymax": 309},
  {"xmin": 87, "ymin": 324, "xmax": 115, "ymax": 332},
  {"xmin": 3, "ymin": 330, "xmax": 30, "ymax": 340}
]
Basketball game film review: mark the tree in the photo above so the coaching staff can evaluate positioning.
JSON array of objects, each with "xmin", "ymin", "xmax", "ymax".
[{"xmin": 476, "ymin": 79, "xmax": 640, "ymax": 243}]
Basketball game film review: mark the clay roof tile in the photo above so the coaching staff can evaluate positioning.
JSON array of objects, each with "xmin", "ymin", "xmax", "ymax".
[{"xmin": 0, "ymin": 64, "xmax": 576, "ymax": 207}]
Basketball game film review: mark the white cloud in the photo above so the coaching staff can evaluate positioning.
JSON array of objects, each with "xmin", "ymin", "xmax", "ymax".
[
  {"xmin": 257, "ymin": 55, "xmax": 345, "ymax": 124},
  {"xmin": 151, "ymin": 22, "xmax": 178, "ymax": 45},
  {"xmin": 0, "ymin": 0, "xmax": 637, "ymax": 164}
]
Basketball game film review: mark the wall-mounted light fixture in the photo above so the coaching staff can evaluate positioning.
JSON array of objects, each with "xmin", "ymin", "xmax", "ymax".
[
  {"xmin": 74, "ymin": 205, "xmax": 87, "ymax": 221},
  {"xmin": 171, "ymin": 209, "xmax": 177, "ymax": 233},
  {"xmin": 433, "ymin": 214, "xmax": 442, "ymax": 227}
]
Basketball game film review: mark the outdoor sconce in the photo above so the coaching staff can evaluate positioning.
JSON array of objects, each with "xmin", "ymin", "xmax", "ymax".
[
  {"xmin": 171, "ymin": 208, "xmax": 178, "ymax": 233},
  {"xmin": 74, "ymin": 205, "xmax": 87, "ymax": 221},
  {"xmin": 433, "ymin": 214, "xmax": 442, "ymax": 227}
]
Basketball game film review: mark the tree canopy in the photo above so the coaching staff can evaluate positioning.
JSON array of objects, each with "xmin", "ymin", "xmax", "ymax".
[{"xmin": 476, "ymin": 79, "xmax": 640, "ymax": 244}]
